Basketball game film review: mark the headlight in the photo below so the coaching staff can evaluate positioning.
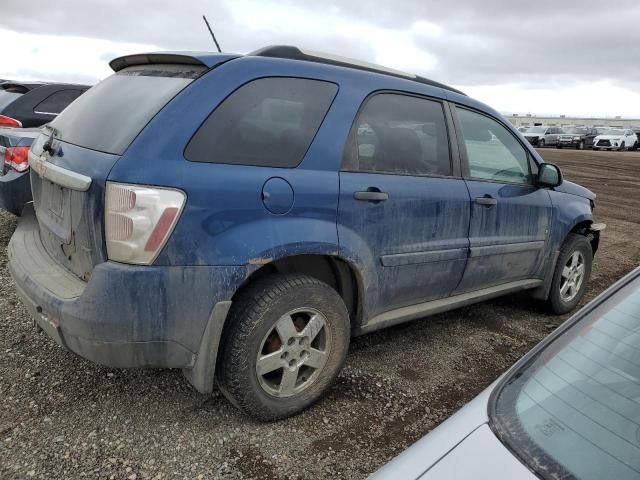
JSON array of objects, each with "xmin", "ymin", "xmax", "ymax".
[{"xmin": 573, "ymin": 136, "xmax": 581, "ymax": 140}]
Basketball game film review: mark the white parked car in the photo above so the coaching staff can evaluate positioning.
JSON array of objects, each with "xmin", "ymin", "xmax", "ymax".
[
  {"xmin": 372, "ymin": 265, "xmax": 639, "ymax": 480},
  {"xmin": 592, "ymin": 128, "xmax": 638, "ymax": 151}
]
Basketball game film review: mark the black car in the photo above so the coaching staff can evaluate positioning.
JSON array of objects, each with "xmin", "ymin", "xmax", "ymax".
[
  {"xmin": 0, "ymin": 82, "xmax": 90, "ymax": 128},
  {"xmin": 556, "ymin": 126, "xmax": 599, "ymax": 149}
]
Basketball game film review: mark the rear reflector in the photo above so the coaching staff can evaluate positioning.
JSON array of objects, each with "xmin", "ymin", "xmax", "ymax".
[
  {"xmin": 105, "ymin": 182, "xmax": 185, "ymax": 265},
  {"xmin": 4, "ymin": 146, "xmax": 30, "ymax": 172},
  {"xmin": 0, "ymin": 114, "xmax": 22, "ymax": 128}
]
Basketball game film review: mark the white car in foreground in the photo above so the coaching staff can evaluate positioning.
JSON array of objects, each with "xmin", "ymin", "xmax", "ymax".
[
  {"xmin": 592, "ymin": 128, "xmax": 638, "ymax": 151},
  {"xmin": 372, "ymin": 265, "xmax": 640, "ymax": 480}
]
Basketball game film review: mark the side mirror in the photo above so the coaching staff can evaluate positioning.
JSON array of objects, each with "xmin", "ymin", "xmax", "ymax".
[{"xmin": 537, "ymin": 163, "xmax": 562, "ymax": 188}]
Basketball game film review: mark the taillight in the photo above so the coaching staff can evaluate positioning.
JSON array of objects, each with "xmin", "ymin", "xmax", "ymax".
[
  {"xmin": 4, "ymin": 146, "xmax": 30, "ymax": 172},
  {"xmin": 0, "ymin": 115, "xmax": 22, "ymax": 128},
  {"xmin": 105, "ymin": 182, "xmax": 185, "ymax": 265}
]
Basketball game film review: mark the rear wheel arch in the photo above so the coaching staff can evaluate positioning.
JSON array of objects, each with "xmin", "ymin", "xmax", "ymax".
[{"xmin": 231, "ymin": 254, "xmax": 363, "ymax": 332}]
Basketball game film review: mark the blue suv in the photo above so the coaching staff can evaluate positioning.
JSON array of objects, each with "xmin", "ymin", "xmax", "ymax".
[{"xmin": 9, "ymin": 46, "xmax": 604, "ymax": 420}]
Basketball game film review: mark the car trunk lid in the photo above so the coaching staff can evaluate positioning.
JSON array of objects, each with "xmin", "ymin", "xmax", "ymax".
[{"xmin": 29, "ymin": 131, "xmax": 119, "ymax": 281}]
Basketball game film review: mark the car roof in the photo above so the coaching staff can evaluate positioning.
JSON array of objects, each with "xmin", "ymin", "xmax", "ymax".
[{"xmin": 109, "ymin": 45, "xmax": 465, "ymax": 96}]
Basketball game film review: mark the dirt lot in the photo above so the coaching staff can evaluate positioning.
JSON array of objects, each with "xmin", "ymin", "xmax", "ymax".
[{"xmin": 1, "ymin": 148, "xmax": 639, "ymax": 479}]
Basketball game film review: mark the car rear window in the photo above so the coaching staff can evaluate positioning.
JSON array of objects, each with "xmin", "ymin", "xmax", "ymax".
[
  {"xmin": 184, "ymin": 77, "xmax": 338, "ymax": 168},
  {"xmin": 34, "ymin": 89, "xmax": 85, "ymax": 115},
  {"xmin": 0, "ymin": 91, "xmax": 23, "ymax": 111},
  {"xmin": 50, "ymin": 64, "xmax": 204, "ymax": 155},
  {"xmin": 490, "ymin": 277, "xmax": 640, "ymax": 480}
]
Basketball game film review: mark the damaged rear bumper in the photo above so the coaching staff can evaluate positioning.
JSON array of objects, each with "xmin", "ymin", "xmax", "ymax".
[{"xmin": 8, "ymin": 203, "xmax": 244, "ymax": 373}]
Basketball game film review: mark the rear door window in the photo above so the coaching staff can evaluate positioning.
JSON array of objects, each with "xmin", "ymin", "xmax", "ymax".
[
  {"xmin": 34, "ymin": 89, "xmax": 84, "ymax": 115},
  {"xmin": 342, "ymin": 93, "xmax": 452, "ymax": 176},
  {"xmin": 51, "ymin": 64, "xmax": 204, "ymax": 155},
  {"xmin": 185, "ymin": 77, "xmax": 338, "ymax": 168}
]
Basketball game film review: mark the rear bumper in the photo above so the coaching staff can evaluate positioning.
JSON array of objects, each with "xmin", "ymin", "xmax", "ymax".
[
  {"xmin": 0, "ymin": 169, "xmax": 32, "ymax": 216},
  {"xmin": 9, "ymin": 203, "xmax": 246, "ymax": 369}
]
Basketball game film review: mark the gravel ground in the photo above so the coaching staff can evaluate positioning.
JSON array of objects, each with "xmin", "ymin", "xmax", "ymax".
[{"xmin": 1, "ymin": 148, "xmax": 639, "ymax": 479}]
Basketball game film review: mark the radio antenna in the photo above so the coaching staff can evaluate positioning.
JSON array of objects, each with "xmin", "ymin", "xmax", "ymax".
[{"xmin": 202, "ymin": 15, "xmax": 222, "ymax": 53}]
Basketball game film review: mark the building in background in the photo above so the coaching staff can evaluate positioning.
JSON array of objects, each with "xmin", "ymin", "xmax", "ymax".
[{"xmin": 508, "ymin": 114, "xmax": 640, "ymax": 129}]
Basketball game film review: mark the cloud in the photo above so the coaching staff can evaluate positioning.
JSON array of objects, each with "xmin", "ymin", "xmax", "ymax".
[
  {"xmin": 0, "ymin": 27, "xmax": 160, "ymax": 84},
  {"xmin": 0, "ymin": 0, "xmax": 639, "ymax": 116}
]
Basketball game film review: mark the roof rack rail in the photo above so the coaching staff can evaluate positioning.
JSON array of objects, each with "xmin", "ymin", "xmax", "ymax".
[{"xmin": 249, "ymin": 45, "xmax": 465, "ymax": 96}]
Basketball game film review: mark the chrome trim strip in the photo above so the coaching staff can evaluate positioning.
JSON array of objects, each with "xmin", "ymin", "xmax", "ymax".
[{"xmin": 28, "ymin": 150, "xmax": 92, "ymax": 191}]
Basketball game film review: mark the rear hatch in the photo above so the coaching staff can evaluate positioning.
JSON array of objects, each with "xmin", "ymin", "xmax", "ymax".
[{"xmin": 29, "ymin": 62, "xmax": 205, "ymax": 281}]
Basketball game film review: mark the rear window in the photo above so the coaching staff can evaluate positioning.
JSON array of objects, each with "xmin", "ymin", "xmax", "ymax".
[
  {"xmin": 50, "ymin": 64, "xmax": 204, "ymax": 155},
  {"xmin": 34, "ymin": 89, "xmax": 84, "ymax": 115},
  {"xmin": 0, "ymin": 91, "xmax": 23, "ymax": 111},
  {"xmin": 491, "ymin": 276, "xmax": 640, "ymax": 479},
  {"xmin": 184, "ymin": 77, "xmax": 338, "ymax": 168}
]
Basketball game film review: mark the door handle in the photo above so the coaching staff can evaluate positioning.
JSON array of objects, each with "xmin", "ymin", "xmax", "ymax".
[
  {"xmin": 474, "ymin": 196, "xmax": 497, "ymax": 207},
  {"xmin": 354, "ymin": 189, "xmax": 389, "ymax": 202}
]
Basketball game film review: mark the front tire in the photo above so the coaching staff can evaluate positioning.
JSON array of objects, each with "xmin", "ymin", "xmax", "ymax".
[
  {"xmin": 577, "ymin": 140, "xmax": 585, "ymax": 150},
  {"xmin": 618, "ymin": 141, "xmax": 626, "ymax": 152},
  {"xmin": 538, "ymin": 139, "xmax": 546, "ymax": 148},
  {"xmin": 217, "ymin": 274, "xmax": 350, "ymax": 421},
  {"xmin": 547, "ymin": 234, "xmax": 593, "ymax": 314}
]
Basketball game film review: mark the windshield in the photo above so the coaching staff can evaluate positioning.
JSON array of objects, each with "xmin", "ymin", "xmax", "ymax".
[
  {"xmin": 564, "ymin": 128, "xmax": 587, "ymax": 135},
  {"xmin": 603, "ymin": 129, "xmax": 625, "ymax": 136},
  {"xmin": 526, "ymin": 127, "xmax": 547, "ymax": 134},
  {"xmin": 491, "ymin": 274, "xmax": 640, "ymax": 480},
  {"xmin": 50, "ymin": 63, "xmax": 204, "ymax": 155}
]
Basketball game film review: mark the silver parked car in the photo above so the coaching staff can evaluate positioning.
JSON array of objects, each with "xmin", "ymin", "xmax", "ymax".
[
  {"xmin": 372, "ymin": 266, "xmax": 640, "ymax": 480},
  {"xmin": 522, "ymin": 126, "xmax": 563, "ymax": 147}
]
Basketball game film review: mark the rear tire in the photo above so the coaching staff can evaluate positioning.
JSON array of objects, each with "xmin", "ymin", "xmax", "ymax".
[
  {"xmin": 217, "ymin": 274, "xmax": 350, "ymax": 421},
  {"xmin": 547, "ymin": 234, "xmax": 593, "ymax": 315}
]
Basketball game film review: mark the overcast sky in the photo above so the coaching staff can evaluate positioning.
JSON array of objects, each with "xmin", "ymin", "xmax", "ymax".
[{"xmin": 2, "ymin": 0, "xmax": 640, "ymax": 117}]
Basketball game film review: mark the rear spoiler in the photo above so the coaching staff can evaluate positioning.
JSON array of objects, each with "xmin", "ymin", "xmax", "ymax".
[
  {"xmin": 0, "ymin": 82, "xmax": 44, "ymax": 93},
  {"xmin": 109, "ymin": 52, "xmax": 240, "ymax": 72}
]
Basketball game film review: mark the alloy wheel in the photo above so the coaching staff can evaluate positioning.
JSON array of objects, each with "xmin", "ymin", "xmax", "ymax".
[
  {"xmin": 255, "ymin": 307, "xmax": 330, "ymax": 398},
  {"xmin": 560, "ymin": 251, "xmax": 585, "ymax": 303}
]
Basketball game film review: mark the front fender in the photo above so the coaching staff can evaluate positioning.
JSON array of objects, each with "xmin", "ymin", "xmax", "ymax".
[
  {"xmin": 532, "ymin": 190, "xmax": 595, "ymax": 301},
  {"xmin": 548, "ymin": 190, "xmax": 593, "ymax": 250}
]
